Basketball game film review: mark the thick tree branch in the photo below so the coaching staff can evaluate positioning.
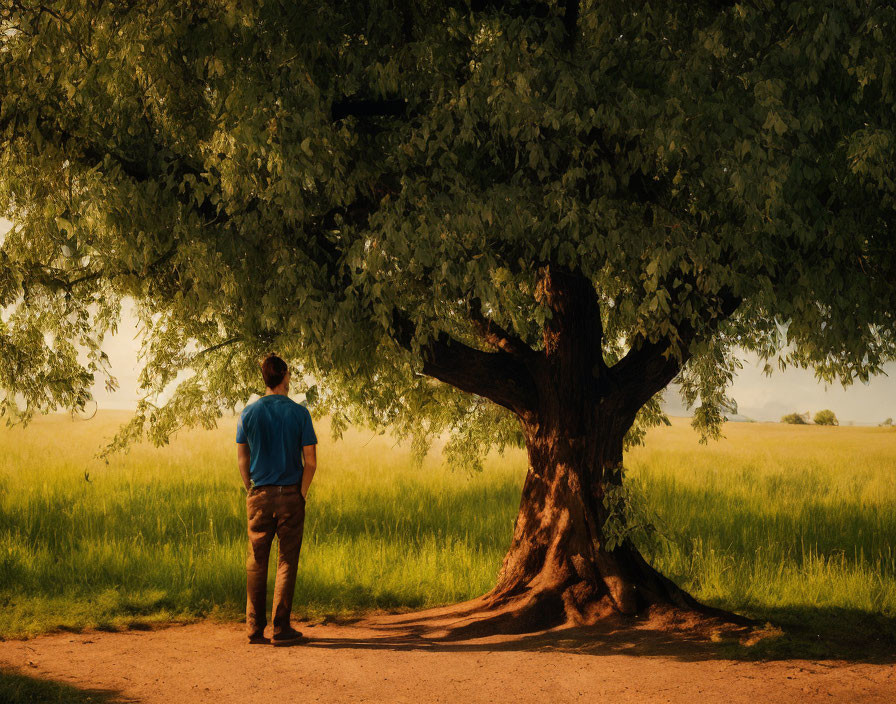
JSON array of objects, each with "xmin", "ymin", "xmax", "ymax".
[
  {"xmin": 606, "ymin": 288, "xmax": 741, "ymax": 420},
  {"xmin": 392, "ymin": 309, "xmax": 537, "ymax": 416},
  {"xmin": 193, "ymin": 336, "xmax": 243, "ymax": 359}
]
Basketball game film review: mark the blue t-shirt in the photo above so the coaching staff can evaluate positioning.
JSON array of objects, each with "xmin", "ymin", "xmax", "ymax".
[{"xmin": 236, "ymin": 395, "xmax": 317, "ymax": 487}]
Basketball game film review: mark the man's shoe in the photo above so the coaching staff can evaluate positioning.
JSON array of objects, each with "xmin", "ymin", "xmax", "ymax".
[{"xmin": 271, "ymin": 626, "xmax": 305, "ymax": 647}]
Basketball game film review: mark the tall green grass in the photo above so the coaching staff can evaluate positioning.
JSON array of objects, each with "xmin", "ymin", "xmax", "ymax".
[
  {"xmin": 1, "ymin": 411, "xmax": 894, "ymax": 645},
  {"xmin": 0, "ymin": 412, "xmax": 522, "ymax": 637},
  {"xmin": 628, "ymin": 422, "xmax": 896, "ymax": 618}
]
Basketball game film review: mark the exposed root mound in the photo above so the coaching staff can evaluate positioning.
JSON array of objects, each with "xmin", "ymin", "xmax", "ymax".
[{"xmin": 361, "ymin": 583, "xmax": 756, "ymax": 643}]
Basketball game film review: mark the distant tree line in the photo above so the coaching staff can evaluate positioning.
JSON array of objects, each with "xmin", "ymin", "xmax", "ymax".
[
  {"xmin": 780, "ymin": 410, "xmax": 838, "ymax": 426},
  {"xmin": 780, "ymin": 411, "xmax": 896, "ymax": 426}
]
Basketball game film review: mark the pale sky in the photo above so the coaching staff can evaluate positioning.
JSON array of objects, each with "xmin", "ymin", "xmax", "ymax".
[
  {"xmin": 3, "ymin": 218, "xmax": 895, "ymax": 424},
  {"xmin": 91, "ymin": 298, "xmax": 896, "ymax": 426}
]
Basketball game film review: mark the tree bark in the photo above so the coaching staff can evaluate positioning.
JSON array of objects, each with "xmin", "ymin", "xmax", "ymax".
[{"xmin": 482, "ymin": 413, "xmax": 727, "ymax": 629}]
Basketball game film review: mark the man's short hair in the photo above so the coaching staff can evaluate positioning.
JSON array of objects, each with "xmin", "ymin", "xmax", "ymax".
[{"xmin": 260, "ymin": 354, "xmax": 288, "ymax": 389}]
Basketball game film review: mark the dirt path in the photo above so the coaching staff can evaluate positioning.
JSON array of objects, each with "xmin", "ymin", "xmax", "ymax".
[{"xmin": 1, "ymin": 611, "xmax": 894, "ymax": 704}]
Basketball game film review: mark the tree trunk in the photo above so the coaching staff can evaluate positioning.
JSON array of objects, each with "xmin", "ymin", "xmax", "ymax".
[
  {"xmin": 480, "ymin": 414, "xmax": 711, "ymax": 630},
  {"xmin": 467, "ymin": 266, "xmax": 748, "ymax": 632}
]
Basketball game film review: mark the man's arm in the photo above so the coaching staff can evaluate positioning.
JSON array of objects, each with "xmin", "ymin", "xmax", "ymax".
[
  {"xmin": 300, "ymin": 444, "xmax": 317, "ymax": 499},
  {"xmin": 237, "ymin": 443, "xmax": 252, "ymax": 491}
]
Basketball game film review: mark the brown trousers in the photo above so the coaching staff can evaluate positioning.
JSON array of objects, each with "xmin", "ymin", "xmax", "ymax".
[{"xmin": 245, "ymin": 484, "xmax": 306, "ymax": 637}]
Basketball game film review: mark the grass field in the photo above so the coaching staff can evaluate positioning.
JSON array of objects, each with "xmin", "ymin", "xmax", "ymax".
[{"xmin": 1, "ymin": 411, "xmax": 894, "ymax": 655}]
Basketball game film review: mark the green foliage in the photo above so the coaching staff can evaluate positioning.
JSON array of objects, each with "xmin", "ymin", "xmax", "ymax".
[
  {"xmin": 880, "ymin": 417, "xmax": 892, "ymax": 427},
  {"xmin": 781, "ymin": 412, "xmax": 809, "ymax": 425},
  {"xmin": 1, "ymin": 1, "xmax": 895, "ymax": 462},
  {"xmin": 814, "ymin": 409, "xmax": 839, "ymax": 426},
  {"xmin": 600, "ymin": 469, "xmax": 668, "ymax": 554},
  {"xmin": 622, "ymin": 394, "xmax": 671, "ymax": 450}
]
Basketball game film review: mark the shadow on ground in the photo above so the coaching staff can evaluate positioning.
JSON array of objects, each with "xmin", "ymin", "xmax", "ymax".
[
  {"xmin": 732, "ymin": 605, "xmax": 896, "ymax": 662},
  {"xmin": 0, "ymin": 667, "xmax": 130, "ymax": 704},
  {"xmin": 306, "ymin": 603, "xmax": 896, "ymax": 664}
]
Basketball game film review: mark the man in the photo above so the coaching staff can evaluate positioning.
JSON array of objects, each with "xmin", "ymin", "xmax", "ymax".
[{"xmin": 236, "ymin": 354, "xmax": 318, "ymax": 646}]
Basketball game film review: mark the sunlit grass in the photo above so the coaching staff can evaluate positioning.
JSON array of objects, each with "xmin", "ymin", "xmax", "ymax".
[
  {"xmin": 627, "ymin": 421, "xmax": 896, "ymax": 617},
  {"xmin": 1, "ymin": 411, "xmax": 895, "ymax": 648},
  {"xmin": 0, "ymin": 411, "xmax": 522, "ymax": 637}
]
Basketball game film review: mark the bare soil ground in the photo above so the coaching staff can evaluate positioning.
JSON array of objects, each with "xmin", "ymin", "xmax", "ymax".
[{"xmin": 1, "ymin": 606, "xmax": 894, "ymax": 704}]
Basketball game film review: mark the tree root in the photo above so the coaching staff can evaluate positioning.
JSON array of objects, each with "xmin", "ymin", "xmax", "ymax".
[{"xmin": 362, "ymin": 574, "xmax": 754, "ymax": 642}]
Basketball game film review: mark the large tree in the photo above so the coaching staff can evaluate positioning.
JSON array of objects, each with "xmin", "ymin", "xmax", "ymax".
[{"xmin": 1, "ymin": 0, "xmax": 894, "ymax": 629}]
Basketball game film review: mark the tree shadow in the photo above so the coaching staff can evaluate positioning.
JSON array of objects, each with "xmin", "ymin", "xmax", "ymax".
[
  {"xmin": 301, "ymin": 603, "xmax": 896, "ymax": 664},
  {"xmin": 729, "ymin": 605, "xmax": 896, "ymax": 662},
  {"xmin": 0, "ymin": 667, "xmax": 131, "ymax": 704}
]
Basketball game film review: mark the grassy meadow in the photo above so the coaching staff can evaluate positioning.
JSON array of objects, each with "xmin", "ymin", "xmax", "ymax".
[{"xmin": 1, "ymin": 411, "xmax": 894, "ymax": 654}]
